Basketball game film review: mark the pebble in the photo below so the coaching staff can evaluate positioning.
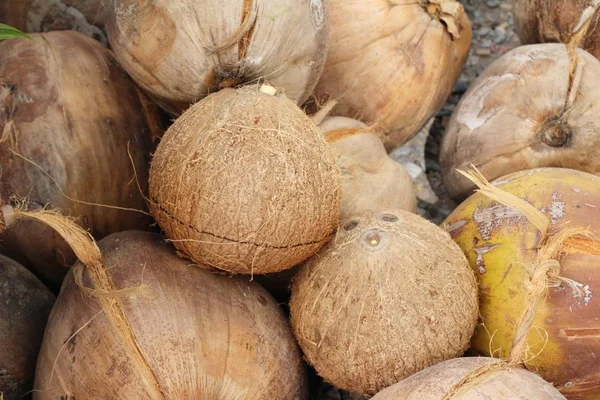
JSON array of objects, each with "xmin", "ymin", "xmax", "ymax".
[{"xmin": 486, "ymin": 0, "xmax": 501, "ymax": 8}]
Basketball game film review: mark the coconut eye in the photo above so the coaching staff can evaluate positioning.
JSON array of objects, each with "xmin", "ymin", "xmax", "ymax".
[
  {"xmin": 360, "ymin": 229, "xmax": 386, "ymax": 251},
  {"xmin": 343, "ymin": 220, "xmax": 359, "ymax": 231},
  {"xmin": 378, "ymin": 213, "xmax": 398, "ymax": 223},
  {"xmin": 365, "ymin": 232, "xmax": 381, "ymax": 247}
]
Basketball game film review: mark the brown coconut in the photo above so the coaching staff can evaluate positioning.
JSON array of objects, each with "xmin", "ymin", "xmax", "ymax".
[
  {"xmin": 319, "ymin": 116, "xmax": 417, "ymax": 221},
  {"xmin": 440, "ymin": 44, "xmax": 600, "ymax": 200},
  {"xmin": 514, "ymin": 0, "xmax": 600, "ymax": 60},
  {"xmin": 33, "ymin": 230, "xmax": 308, "ymax": 399},
  {"xmin": 313, "ymin": 0, "xmax": 472, "ymax": 150},
  {"xmin": 0, "ymin": 31, "xmax": 160, "ymax": 287},
  {"xmin": 371, "ymin": 358, "xmax": 566, "ymax": 399},
  {"xmin": 289, "ymin": 209, "xmax": 479, "ymax": 396},
  {"xmin": 105, "ymin": 0, "xmax": 330, "ymax": 116},
  {"xmin": 0, "ymin": 0, "xmax": 108, "ymax": 45},
  {"xmin": 149, "ymin": 85, "xmax": 341, "ymax": 275},
  {"xmin": 0, "ymin": 254, "xmax": 55, "ymax": 400}
]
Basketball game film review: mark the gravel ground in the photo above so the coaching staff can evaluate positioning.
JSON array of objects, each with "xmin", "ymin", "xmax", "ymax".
[{"xmin": 313, "ymin": 1, "xmax": 521, "ymax": 398}]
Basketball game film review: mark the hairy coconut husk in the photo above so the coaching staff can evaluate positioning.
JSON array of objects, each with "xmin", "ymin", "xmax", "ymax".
[
  {"xmin": 0, "ymin": 0, "xmax": 108, "ymax": 45},
  {"xmin": 149, "ymin": 85, "xmax": 341, "ymax": 275},
  {"xmin": 0, "ymin": 255, "xmax": 55, "ymax": 400},
  {"xmin": 440, "ymin": 43, "xmax": 600, "ymax": 200},
  {"xmin": 290, "ymin": 209, "xmax": 478, "ymax": 396},
  {"xmin": 514, "ymin": 0, "xmax": 600, "ymax": 59},
  {"xmin": 444, "ymin": 167, "xmax": 600, "ymax": 398},
  {"xmin": 0, "ymin": 31, "xmax": 160, "ymax": 287},
  {"xmin": 371, "ymin": 357, "xmax": 566, "ymax": 399},
  {"xmin": 319, "ymin": 117, "xmax": 417, "ymax": 220},
  {"xmin": 105, "ymin": 0, "xmax": 330, "ymax": 116},
  {"xmin": 32, "ymin": 230, "xmax": 308, "ymax": 399},
  {"xmin": 313, "ymin": 0, "xmax": 472, "ymax": 150}
]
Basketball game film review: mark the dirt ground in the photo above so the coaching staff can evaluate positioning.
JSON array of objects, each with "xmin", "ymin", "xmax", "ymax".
[{"xmin": 313, "ymin": 1, "xmax": 521, "ymax": 398}]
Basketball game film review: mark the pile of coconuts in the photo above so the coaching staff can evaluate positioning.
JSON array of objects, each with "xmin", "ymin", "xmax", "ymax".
[{"xmin": 4, "ymin": 0, "xmax": 600, "ymax": 399}]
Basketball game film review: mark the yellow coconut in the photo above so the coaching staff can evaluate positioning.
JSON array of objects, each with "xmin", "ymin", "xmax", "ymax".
[
  {"xmin": 290, "ymin": 209, "xmax": 478, "ymax": 396},
  {"xmin": 444, "ymin": 167, "xmax": 600, "ymax": 399}
]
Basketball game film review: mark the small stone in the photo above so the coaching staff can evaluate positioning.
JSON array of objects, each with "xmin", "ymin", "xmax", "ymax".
[
  {"xmin": 475, "ymin": 48, "xmax": 492, "ymax": 56},
  {"xmin": 493, "ymin": 27, "xmax": 507, "ymax": 43},
  {"xmin": 477, "ymin": 27, "xmax": 491, "ymax": 37},
  {"xmin": 500, "ymin": 2, "xmax": 513, "ymax": 11},
  {"xmin": 486, "ymin": 0, "xmax": 501, "ymax": 8}
]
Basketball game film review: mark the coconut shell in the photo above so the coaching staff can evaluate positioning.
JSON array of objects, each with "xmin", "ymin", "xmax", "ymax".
[
  {"xmin": 0, "ymin": 0, "xmax": 108, "ymax": 45},
  {"xmin": 0, "ymin": 31, "xmax": 160, "ymax": 287},
  {"xmin": 514, "ymin": 0, "xmax": 600, "ymax": 60},
  {"xmin": 440, "ymin": 44, "xmax": 600, "ymax": 200},
  {"xmin": 290, "ymin": 209, "xmax": 478, "ymax": 396},
  {"xmin": 105, "ymin": 0, "xmax": 330, "ymax": 116},
  {"xmin": 320, "ymin": 117, "xmax": 417, "ymax": 221},
  {"xmin": 371, "ymin": 357, "xmax": 566, "ymax": 399},
  {"xmin": 314, "ymin": 0, "xmax": 472, "ymax": 150},
  {"xmin": 0, "ymin": 254, "xmax": 55, "ymax": 400},
  {"xmin": 444, "ymin": 168, "xmax": 600, "ymax": 398},
  {"xmin": 149, "ymin": 85, "xmax": 341, "ymax": 275},
  {"xmin": 33, "ymin": 230, "xmax": 309, "ymax": 399}
]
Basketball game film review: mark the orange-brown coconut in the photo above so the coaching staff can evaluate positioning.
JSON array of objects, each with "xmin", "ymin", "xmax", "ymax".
[
  {"xmin": 0, "ymin": 0, "xmax": 108, "ymax": 45},
  {"xmin": 371, "ymin": 358, "xmax": 566, "ymax": 399},
  {"xmin": 33, "ymin": 230, "xmax": 309, "ymax": 399},
  {"xmin": 289, "ymin": 209, "xmax": 478, "ymax": 396},
  {"xmin": 0, "ymin": 254, "xmax": 54, "ymax": 400},
  {"xmin": 149, "ymin": 85, "xmax": 341, "ymax": 275},
  {"xmin": 106, "ymin": 0, "xmax": 330, "ymax": 116},
  {"xmin": 440, "ymin": 44, "xmax": 600, "ymax": 200},
  {"xmin": 319, "ymin": 116, "xmax": 417, "ymax": 220},
  {"xmin": 0, "ymin": 31, "xmax": 160, "ymax": 287},
  {"xmin": 514, "ymin": 0, "xmax": 600, "ymax": 59},
  {"xmin": 444, "ymin": 168, "xmax": 600, "ymax": 399},
  {"xmin": 313, "ymin": 0, "xmax": 472, "ymax": 150}
]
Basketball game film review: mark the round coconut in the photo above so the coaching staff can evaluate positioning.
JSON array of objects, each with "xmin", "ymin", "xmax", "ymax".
[
  {"xmin": 440, "ymin": 44, "xmax": 600, "ymax": 200},
  {"xmin": 0, "ymin": 0, "xmax": 108, "ymax": 45},
  {"xmin": 319, "ymin": 117, "xmax": 417, "ymax": 221},
  {"xmin": 149, "ymin": 85, "xmax": 341, "ymax": 275},
  {"xmin": 371, "ymin": 357, "xmax": 566, "ymax": 399},
  {"xmin": 0, "ymin": 254, "xmax": 55, "ymax": 400},
  {"xmin": 105, "ymin": 0, "xmax": 330, "ymax": 116},
  {"xmin": 33, "ymin": 230, "xmax": 309, "ymax": 399},
  {"xmin": 289, "ymin": 209, "xmax": 479, "ymax": 396},
  {"xmin": 444, "ymin": 168, "xmax": 600, "ymax": 398},
  {"xmin": 0, "ymin": 31, "xmax": 160, "ymax": 287},
  {"xmin": 313, "ymin": 0, "xmax": 472, "ymax": 150},
  {"xmin": 514, "ymin": 0, "xmax": 600, "ymax": 60}
]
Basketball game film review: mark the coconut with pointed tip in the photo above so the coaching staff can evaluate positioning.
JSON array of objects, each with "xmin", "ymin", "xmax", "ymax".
[
  {"xmin": 33, "ymin": 230, "xmax": 309, "ymax": 399},
  {"xmin": 106, "ymin": 0, "xmax": 330, "ymax": 115},
  {"xmin": 149, "ymin": 85, "xmax": 341, "ymax": 275},
  {"xmin": 319, "ymin": 117, "xmax": 417, "ymax": 220},
  {"xmin": 0, "ymin": 0, "xmax": 108, "ymax": 45},
  {"xmin": 290, "ymin": 209, "xmax": 478, "ymax": 396},
  {"xmin": 440, "ymin": 44, "xmax": 600, "ymax": 200},
  {"xmin": 314, "ymin": 0, "xmax": 472, "ymax": 150},
  {"xmin": 0, "ymin": 255, "xmax": 54, "ymax": 400},
  {"xmin": 371, "ymin": 358, "xmax": 566, "ymax": 399}
]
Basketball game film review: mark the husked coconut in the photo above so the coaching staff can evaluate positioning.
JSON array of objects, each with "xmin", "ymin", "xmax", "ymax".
[
  {"xmin": 149, "ymin": 85, "xmax": 341, "ymax": 275},
  {"xmin": 0, "ymin": 0, "xmax": 108, "ymax": 45},
  {"xmin": 319, "ymin": 116, "xmax": 417, "ymax": 220},
  {"xmin": 0, "ymin": 31, "xmax": 160, "ymax": 287},
  {"xmin": 33, "ymin": 230, "xmax": 309, "ymax": 399},
  {"xmin": 314, "ymin": 0, "xmax": 472, "ymax": 150},
  {"xmin": 514, "ymin": 0, "xmax": 600, "ymax": 59},
  {"xmin": 441, "ymin": 44, "xmax": 600, "ymax": 200},
  {"xmin": 444, "ymin": 167, "xmax": 600, "ymax": 398},
  {"xmin": 371, "ymin": 358, "xmax": 566, "ymax": 399},
  {"xmin": 290, "ymin": 209, "xmax": 478, "ymax": 396},
  {"xmin": 106, "ymin": 0, "xmax": 330, "ymax": 115},
  {"xmin": 0, "ymin": 255, "xmax": 54, "ymax": 400}
]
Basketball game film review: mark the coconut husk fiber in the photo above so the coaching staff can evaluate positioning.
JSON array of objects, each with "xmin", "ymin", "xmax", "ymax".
[{"xmin": 149, "ymin": 84, "xmax": 341, "ymax": 275}]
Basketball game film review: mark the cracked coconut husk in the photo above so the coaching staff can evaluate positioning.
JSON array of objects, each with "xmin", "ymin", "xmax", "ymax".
[
  {"xmin": 106, "ymin": 0, "xmax": 330, "ymax": 116},
  {"xmin": 148, "ymin": 84, "xmax": 341, "ymax": 275},
  {"xmin": 441, "ymin": 3, "xmax": 600, "ymax": 200},
  {"xmin": 290, "ymin": 209, "xmax": 478, "ymax": 396}
]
